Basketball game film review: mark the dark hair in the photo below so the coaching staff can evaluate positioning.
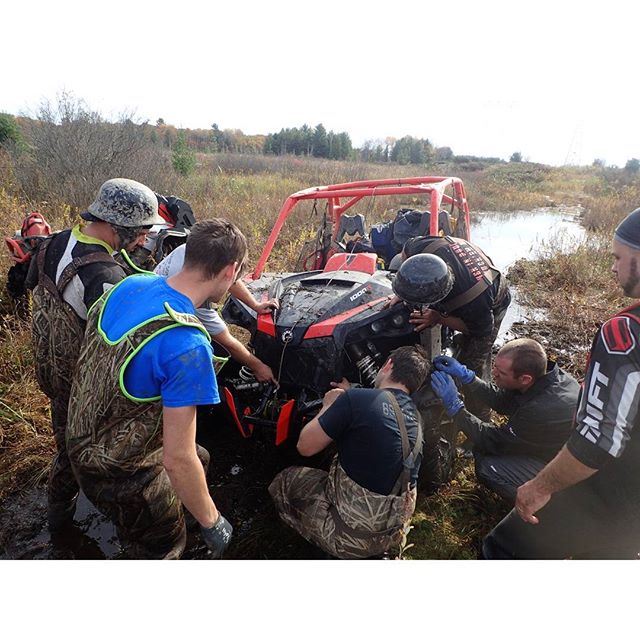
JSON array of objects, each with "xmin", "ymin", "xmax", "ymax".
[
  {"xmin": 184, "ymin": 219, "xmax": 248, "ymax": 279},
  {"xmin": 498, "ymin": 338, "xmax": 547, "ymax": 379},
  {"xmin": 387, "ymin": 344, "xmax": 431, "ymax": 394}
]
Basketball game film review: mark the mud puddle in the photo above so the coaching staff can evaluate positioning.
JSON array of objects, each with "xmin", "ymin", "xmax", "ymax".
[{"xmin": 0, "ymin": 406, "xmax": 324, "ymax": 560}]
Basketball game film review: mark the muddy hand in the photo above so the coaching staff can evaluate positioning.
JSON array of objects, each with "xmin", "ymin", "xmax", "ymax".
[
  {"xmin": 255, "ymin": 298, "xmax": 280, "ymax": 314},
  {"xmin": 253, "ymin": 361, "xmax": 277, "ymax": 384},
  {"xmin": 201, "ymin": 512, "xmax": 233, "ymax": 559},
  {"xmin": 515, "ymin": 480, "xmax": 550, "ymax": 525},
  {"xmin": 382, "ymin": 294, "xmax": 401, "ymax": 310},
  {"xmin": 410, "ymin": 309, "xmax": 442, "ymax": 332},
  {"xmin": 330, "ymin": 378, "xmax": 351, "ymax": 391}
]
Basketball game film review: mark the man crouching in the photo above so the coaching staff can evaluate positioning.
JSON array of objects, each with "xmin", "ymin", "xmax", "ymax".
[
  {"xmin": 269, "ymin": 345, "xmax": 430, "ymax": 559},
  {"xmin": 66, "ymin": 219, "xmax": 246, "ymax": 559}
]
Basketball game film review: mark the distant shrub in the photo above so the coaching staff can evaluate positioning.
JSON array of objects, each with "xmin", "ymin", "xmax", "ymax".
[
  {"xmin": 0, "ymin": 113, "xmax": 22, "ymax": 149},
  {"xmin": 11, "ymin": 92, "xmax": 173, "ymax": 208},
  {"xmin": 172, "ymin": 131, "xmax": 196, "ymax": 177}
]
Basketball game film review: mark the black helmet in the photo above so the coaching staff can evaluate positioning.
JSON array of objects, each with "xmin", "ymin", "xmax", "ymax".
[{"xmin": 392, "ymin": 253, "xmax": 454, "ymax": 306}]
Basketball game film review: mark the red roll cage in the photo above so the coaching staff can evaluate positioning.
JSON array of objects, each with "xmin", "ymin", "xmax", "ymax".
[{"xmin": 251, "ymin": 176, "xmax": 470, "ymax": 279}]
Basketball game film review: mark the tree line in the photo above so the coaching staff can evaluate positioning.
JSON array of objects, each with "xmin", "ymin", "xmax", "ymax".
[{"xmin": 4, "ymin": 94, "xmax": 640, "ymax": 186}]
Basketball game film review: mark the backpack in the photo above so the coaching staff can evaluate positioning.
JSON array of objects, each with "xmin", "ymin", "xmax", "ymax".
[
  {"xmin": 370, "ymin": 208, "xmax": 431, "ymax": 266},
  {"xmin": 392, "ymin": 208, "xmax": 427, "ymax": 249}
]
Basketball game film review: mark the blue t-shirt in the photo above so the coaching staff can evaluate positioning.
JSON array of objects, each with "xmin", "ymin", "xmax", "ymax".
[{"xmin": 99, "ymin": 274, "xmax": 219, "ymax": 407}]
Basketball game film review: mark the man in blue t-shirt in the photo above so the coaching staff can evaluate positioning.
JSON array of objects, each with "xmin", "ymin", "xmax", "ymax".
[
  {"xmin": 67, "ymin": 219, "xmax": 247, "ymax": 559},
  {"xmin": 269, "ymin": 345, "xmax": 430, "ymax": 559}
]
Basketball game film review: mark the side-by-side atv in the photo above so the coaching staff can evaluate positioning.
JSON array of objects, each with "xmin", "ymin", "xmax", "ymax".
[{"xmin": 220, "ymin": 177, "xmax": 471, "ymax": 481}]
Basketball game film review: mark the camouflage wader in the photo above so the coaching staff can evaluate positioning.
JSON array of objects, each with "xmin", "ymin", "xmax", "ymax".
[
  {"xmin": 456, "ymin": 274, "xmax": 511, "ymax": 421},
  {"xmin": 31, "ymin": 238, "xmax": 117, "ymax": 520},
  {"xmin": 67, "ymin": 282, "xmax": 211, "ymax": 559},
  {"xmin": 269, "ymin": 393, "xmax": 420, "ymax": 559}
]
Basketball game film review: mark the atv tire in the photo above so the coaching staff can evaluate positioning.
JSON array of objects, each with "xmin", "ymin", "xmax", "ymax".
[{"xmin": 416, "ymin": 403, "xmax": 457, "ymax": 495}]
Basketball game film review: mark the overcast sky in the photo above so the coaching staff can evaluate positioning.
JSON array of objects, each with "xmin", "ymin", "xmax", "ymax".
[{"xmin": 2, "ymin": 0, "xmax": 639, "ymax": 166}]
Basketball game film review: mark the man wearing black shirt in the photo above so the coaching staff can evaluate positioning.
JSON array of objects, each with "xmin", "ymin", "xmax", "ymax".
[
  {"xmin": 269, "ymin": 346, "xmax": 430, "ymax": 559},
  {"xmin": 392, "ymin": 235, "xmax": 511, "ymax": 420}
]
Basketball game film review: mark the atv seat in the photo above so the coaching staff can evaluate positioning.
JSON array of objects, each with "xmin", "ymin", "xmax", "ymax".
[
  {"xmin": 323, "ymin": 252, "xmax": 377, "ymax": 274},
  {"xmin": 335, "ymin": 213, "xmax": 366, "ymax": 244}
]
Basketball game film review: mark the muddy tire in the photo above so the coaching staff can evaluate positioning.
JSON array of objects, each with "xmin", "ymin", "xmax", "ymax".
[{"xmin": 416, "ymin": 401, "xmax": 457, "ymax": 495}]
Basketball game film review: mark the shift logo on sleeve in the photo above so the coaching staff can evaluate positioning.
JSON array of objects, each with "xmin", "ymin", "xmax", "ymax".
[
  {"xmin": 579, "ymin": 361, "xmax": 609, "ymax": 444},
  {"xmin": 602, "ymin": 316, "xmax": 635, "ymax": 355}
]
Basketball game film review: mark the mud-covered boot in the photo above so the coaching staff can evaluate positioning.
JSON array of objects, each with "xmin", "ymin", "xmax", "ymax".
[{"xmin": 47, "ymin": 494, "xmax": 78, "ymax": 531}]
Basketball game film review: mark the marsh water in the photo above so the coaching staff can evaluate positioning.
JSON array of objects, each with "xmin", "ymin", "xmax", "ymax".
[
  {"xmin": 470, "ymin": 205, "xmax": 585, "ymax": 343},
  {"xmin": 0, "ymin": 205, "xmax": 586, "ymax": 559}
]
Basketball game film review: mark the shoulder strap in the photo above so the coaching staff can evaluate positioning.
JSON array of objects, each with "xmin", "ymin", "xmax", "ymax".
[
  {"xmin": 118, "ymin": 249, "xmax": 155, "ymax": 275},
  {"xmin": 438, "ymin": 272, "xmax": 499, "ymax": 314},
  {"xmin": 56, "ymin": 252, "xmax": 117, "ymax": 294},
  {"xmin": 419, "ymin": 236, "xmax": 500, "ymax": 314},
  {"xmin": 164, "ymin": 302, "xmax": 211, "ymax": 341},
  {"xmin": 386, "ymin": 391, "xmax": 423, "ymax": 496},
  {"xmin": 35, "ymin": 237, "xmax": 62, "ymax": 299},
  {"xmin": 418, "ymin": 236, "xmax": 451, "ymax": 254}
]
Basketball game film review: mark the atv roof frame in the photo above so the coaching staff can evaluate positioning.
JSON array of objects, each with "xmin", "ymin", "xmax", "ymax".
[{"xmin": 252, "ymin": 176, "xmax": 471, "ymax": 278}]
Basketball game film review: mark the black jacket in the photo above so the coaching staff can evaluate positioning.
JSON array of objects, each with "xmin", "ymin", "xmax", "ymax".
[{"xmin": 453, "ymin": 362, "xmax": 580, "ymax": 462}]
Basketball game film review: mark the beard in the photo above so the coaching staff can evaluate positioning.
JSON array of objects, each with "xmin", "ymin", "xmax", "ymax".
[{"xmin": 622, "ymin": 257, "xmax": 640, "ymax": 296}]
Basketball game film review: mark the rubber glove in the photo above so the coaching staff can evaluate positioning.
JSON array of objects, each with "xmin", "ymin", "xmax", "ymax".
[
  {"xmin": 201, "ymin": 513, "xmax": 233, "ymax": 559},
  {"xmin": 432, "ymin": 355, "xmax": 476, "ymax": 384},
  {"xmin": 430, "ymin": 370, "xmax": 465, "ymax": 417}
]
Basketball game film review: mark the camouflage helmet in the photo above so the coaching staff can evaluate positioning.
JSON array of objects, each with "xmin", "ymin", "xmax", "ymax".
[{"xmin": 84, "ymin": 179, "xmax": 164, "ymax": 227}]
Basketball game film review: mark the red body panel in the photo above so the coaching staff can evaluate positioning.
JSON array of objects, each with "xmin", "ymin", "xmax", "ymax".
[
  {"xmin": 323, "ymin": 252, "xmax": 377, "ymax": 274},
  {"xmin": 303, "ymin": 296, "xmax": 388, "ymax": 339},
  {"xmin": 275, "ymin": 399, "xmax": 295, "ymax": 446}
]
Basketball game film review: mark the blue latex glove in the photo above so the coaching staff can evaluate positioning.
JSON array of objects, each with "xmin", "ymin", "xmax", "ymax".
[
  {"xmin": 430, "ymin": 371, "xmax": 465, "ymax": 417},
  {"xmin": 433, "ymin": 355, "xmax": 476, "ymax": 384},
  {"xmin": 201, "ymin": 513, "xmax": 233, "ymax": 559}
]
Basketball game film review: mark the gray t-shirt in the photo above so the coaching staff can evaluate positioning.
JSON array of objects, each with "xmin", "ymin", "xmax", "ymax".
[{"xmin": 154, "ymin": 244, "xmax": 226, "ymax": 336}]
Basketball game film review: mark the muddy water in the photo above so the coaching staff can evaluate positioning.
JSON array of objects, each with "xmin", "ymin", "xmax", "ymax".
[
  {"xmin": 470, "ymin": 205, "xmax": 585, "ymax": 343},
  {"xmin": 0, "ymin": 206, "xmax": 586, "ymax": 560}
]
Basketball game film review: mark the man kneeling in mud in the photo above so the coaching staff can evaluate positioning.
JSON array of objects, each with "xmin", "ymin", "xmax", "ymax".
[
  {"xmin": 66, "ymin": 220, "xmax": 246, "ymax": 559},
  {"xmin": 269, "ymin": 345, "xmax": 430, "ymax": 559}
]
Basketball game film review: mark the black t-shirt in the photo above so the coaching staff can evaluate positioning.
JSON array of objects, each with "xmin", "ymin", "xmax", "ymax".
[
  {"xmin": 318, "ymin": 388, "xmax": 421, "ymax": 495},
  {"xmin": 404, "ymin": 235, "xmax": 502, "ymax": 337}
]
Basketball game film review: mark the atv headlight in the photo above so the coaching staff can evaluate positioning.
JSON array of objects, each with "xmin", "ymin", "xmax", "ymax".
[
  {"xmin": 391, "ymin": 314, "xmax": 406, "ymax": 327},
  {"xmin": 370, "ymin": 320, "xmax": 384, "ymax": 333}
]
